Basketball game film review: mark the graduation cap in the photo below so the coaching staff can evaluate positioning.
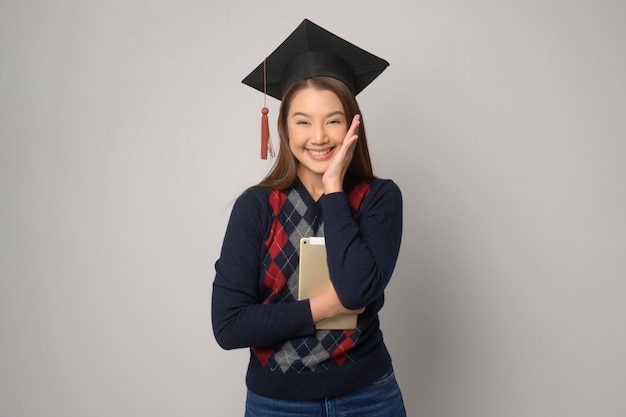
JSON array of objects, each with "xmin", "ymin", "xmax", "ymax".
[{"xmin": 242, "ymin": 19, "xmax": 389, "ymax": 159}]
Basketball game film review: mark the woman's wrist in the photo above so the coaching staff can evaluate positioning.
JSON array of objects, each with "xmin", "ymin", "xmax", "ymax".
[
  {"xmin": 322, "ymin": 179, "xmax": 343, "ymax": 195},
  {"xmin": 309, "ymin": 294, "xmax": 334, "ymax": 324}
]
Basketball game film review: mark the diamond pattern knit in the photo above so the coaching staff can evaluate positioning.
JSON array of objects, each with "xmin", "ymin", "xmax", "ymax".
[{"xmin": 252, "ymin": 182, "xmax": 370, "ymax": 373}]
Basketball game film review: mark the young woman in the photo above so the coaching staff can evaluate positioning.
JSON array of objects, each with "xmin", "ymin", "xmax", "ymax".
[{"xmin": 212, "ymin": 20, "xmax": 406, "ymax": 416}]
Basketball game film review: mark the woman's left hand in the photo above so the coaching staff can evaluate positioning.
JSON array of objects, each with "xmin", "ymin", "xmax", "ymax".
[{"xmin": 322, "ymin": 114, "xmax": 360, "ymax": 194}]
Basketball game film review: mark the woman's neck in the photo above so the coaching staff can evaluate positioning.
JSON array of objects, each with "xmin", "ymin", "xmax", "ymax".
[{"xmin": 297, "ymin": 173, "xmax": 324, "ymax": 201}]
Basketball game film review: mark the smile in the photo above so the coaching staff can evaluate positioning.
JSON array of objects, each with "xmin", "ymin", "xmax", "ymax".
[{"xmin": 306, "ymin": 147, "xmax": 334, "ymax": 159}]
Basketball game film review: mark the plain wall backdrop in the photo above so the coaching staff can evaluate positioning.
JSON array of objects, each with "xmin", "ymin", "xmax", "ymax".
[{"xmin": 1, "ymin": 1, "xmax": 625, "ymax": 416}]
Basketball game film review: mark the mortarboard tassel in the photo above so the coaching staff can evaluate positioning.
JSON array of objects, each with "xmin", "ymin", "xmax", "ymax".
[
  {"xmin": 260, "ymin": 58, "xmax": 275, "ymax": 160},
  {"xmin": 261, "ymin": 106, "xmax": 270, "ymax": 159}
]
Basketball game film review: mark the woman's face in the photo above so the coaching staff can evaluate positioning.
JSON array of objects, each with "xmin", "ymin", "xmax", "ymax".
[{"xmin": 287, "ymin": 87, "xmax": 348, "ymax": 184}]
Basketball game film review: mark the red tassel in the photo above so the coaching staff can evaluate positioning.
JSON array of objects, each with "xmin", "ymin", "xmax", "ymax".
[
  {"xmin": 259, "ymin": 58, "xmax": 274, "ymax": 160},
  {"xmin": 261, "ymin": 107, "xmax": 269, "ymax": 159}
]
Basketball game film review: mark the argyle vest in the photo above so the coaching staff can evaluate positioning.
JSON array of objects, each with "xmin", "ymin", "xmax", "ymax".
[{"xmin": 252, "ymin": 182, "xmax": 371, "ymax": 373}]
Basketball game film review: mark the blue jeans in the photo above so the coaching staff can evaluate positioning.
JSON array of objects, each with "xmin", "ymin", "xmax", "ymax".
[{"xmin": 245, "ymin": 367, "xmax": 406, "ymax": 417}]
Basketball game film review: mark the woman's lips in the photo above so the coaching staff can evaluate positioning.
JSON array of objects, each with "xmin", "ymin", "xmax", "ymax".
[{"xmin": 306, "ymin": 147, "xmax": 335, "ymax": 160}]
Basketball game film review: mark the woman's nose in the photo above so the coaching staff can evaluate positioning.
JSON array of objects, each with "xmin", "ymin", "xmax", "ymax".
[{"xmin": 310, "ymin": 125, "xmax": 328, "ymax": 144}]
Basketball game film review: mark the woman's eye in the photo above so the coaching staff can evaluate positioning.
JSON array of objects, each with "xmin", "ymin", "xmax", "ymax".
[
  {"xmin": 296, "ymin": 120, "xmax": 309, "ymax": 125},
  {"xmin": 328, "ymin": 119, "xmax": 341, "ymax": 124}
]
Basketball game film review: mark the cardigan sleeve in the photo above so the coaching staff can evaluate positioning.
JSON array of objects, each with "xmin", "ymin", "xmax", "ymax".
[
  {"xmin": 211, "ymin": 189, "xmax": 316, "ymax": 350},
  {"xmin": 320, "ymin": 180, "xmax": 403, "ymax": 310}
]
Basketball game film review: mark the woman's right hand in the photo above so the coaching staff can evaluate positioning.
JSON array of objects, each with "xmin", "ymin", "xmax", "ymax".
[
  {"xmin": 321, "ymin": 114, "xmax": 360, "ymax": 195},
  {"xmin": 309, "ymin": 281, "xmax": 365, "ymax": 324}
]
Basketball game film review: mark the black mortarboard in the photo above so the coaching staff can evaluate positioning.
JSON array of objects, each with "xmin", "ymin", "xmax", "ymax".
[
  {"xmin": 242, "ymin": 19, "xmax": 389, "ymax": 159},
  {"xmin": 242, "ymin": 19, "xmax": 390, "ymax": 100}
]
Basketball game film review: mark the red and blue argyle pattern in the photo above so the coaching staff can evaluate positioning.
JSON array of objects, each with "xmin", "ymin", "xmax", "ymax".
[{"xmin": 253, "ymin": 182, "xmax": 371, "ymax": 373}]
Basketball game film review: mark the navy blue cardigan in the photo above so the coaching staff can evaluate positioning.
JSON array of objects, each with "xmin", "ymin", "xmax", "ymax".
[{"xmin": 212, "ymin": 178, "xmax": 403, "ymax": 400}]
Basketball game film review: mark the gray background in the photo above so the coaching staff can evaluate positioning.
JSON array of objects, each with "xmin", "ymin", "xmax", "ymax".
[{"xmin": 2, "ymin": 1, "xmax": 625, "ymax": 416}]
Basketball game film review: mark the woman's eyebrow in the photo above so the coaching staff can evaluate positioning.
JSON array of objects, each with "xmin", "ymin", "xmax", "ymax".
[{"xmin": 290, "ymin": 111, "xmax": 345, "ymax": 118}]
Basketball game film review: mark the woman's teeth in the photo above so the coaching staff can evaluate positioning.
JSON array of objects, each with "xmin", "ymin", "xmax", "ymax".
[{"xmin": 308, "ymin": 148, "xmax": 331, "ymax": 156}]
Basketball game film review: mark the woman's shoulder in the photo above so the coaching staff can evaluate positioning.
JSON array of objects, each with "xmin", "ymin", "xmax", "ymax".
[
  {"xmin": 370, "ymin": 177, "xmax": 401, "ymax": 189},
  {"xmin": 226, "ymin": 186, "xmax": 277, "ymax": 232},
  {"xmin": 239, "ymin": 185, "xmax": 273, "ymax": 198},
  {"xmin": 234, "ymin": 186, "xmax": 273, "ymax": 208},
  {"xmin": 351, "ymin": 177, "xmax": 402, "ymax": 198}
]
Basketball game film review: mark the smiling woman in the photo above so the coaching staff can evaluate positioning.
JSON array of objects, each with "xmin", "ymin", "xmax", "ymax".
[
  {"xmin": 260, "ymin": 75, "xmax": 375, "ymax": 193},
  {"xmin": 289, "ymin": 93, "xmax": 349, "ymax": 189},
  {"xmin": 211, "ymin": 19, "xmax": 406, "ymax": 416},
  {"xmin": 285, "ymin": 82, "xmax": 360, "ymax": 199}
]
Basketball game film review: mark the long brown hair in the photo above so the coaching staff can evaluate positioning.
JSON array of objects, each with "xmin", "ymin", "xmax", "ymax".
[{"xmin": 257, "ymin": 76, "xmax": 375, "ymax": 190}]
